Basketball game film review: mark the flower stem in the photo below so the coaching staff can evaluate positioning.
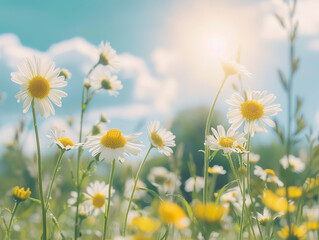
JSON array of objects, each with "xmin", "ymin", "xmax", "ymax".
[
  {"xmin": 45, "ymin": 150, "xmax": 65, "ymax": 209},
  {"xmin": 123, "ymin": 146, "xmax": 153, "ymax": 236},
  {"xmin": 31, "ymin": 100, "xmax": 47, "ymax": 240},
  {"xmin": 7, "ymin": 201, "xmax": 19, "ymax": 240},
  {"xmin": 203, "ymin": 151, "xmax": 218, "ymax": 203},
  {"xmin": 102, "ymin": 159, "xmax": 116, "ymax": 240},
  {"xmin": 203, "ymin": 74, "xmax": 228, "ymax": 204}
]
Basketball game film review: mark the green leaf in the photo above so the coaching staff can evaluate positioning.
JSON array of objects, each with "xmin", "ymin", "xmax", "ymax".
[
  {"xmin": 160, "ymin": 226, "xmax": 169, "ymax": 240},
  {"xmin": 278, "ymin": 69, "xmax": 288, "ymax": 91},
  {"xmin": 292, "ymin": 57, "xmax": 300, "ymax": 73},
  {"xmin": 215, "ymin": 180, "xmax": 237, "ymax": 204},
  {"xmin": 275, "ymin": 13, "xmax": 286, "ymax": 29},
  {"xmin": 295, "ymin": 97, "xmax": 302, "ymax": 116},
  {"xmin": 139, "ymin": 187, "xmax": 163, "ymax": 201}
]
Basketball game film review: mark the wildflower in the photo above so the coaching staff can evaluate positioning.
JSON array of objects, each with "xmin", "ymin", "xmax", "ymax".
[
  {"xmin": 98, "ymin": 41, "xmax": 120, "ymax": 71},
  {"xmin": 262, "ymin": 190, "xmax": 295, "ymax": 213},
  {"xmin": 148, "ymin": 121, "xmax": 176, "ymax": 156},
  {"xmin": 242, "ymin": 152, "xmax": 260, "ymax": 164},
  {"xmin": 278, "ymin": 225, "xmax": 307, "ymax": 240},
  {"xmin": 83, "ymin": 181, "xmax": 115, "ymax": 216},
  {"xmin": 306, "ymin": 221, "xmax": 319, "ymax": 231},
  {"xmin": 130, "ymin": 216, "xmax": 161, "ymax": 233},
  {"xmin": 78, "ymin": 203, "xmax": 90, "ymax": 218},
  {"xmin": 208, "ymin": 165, "xmax": 226, "ymax": 175},
  {"xmin": 13, "ymin": 186, "xmax": 31, "ymax": 202},
  {"xmin": 11, "ymin": 56, "xmax": 68, "ymax": 118},
  {"xmin": 84, "ymin": 79, "xmax": 91, "ymax": 89},
  {"xmin": 158, "ymin": 201, "xmax": 190, "ymax": 229},
  {"xmin": 305, "ymin": 174, "xmax": 319, "ymax": 197},
  {"xmin": 276, "ymin": 186, "xmax": 303, "ymax": 199},
  {"xmin": 90, "ymin": 67, "xmax": 123, "ymax": 96},
  {"xmin": 184, "ymin": 177, "xmax": 204, "ymax": 193},
  {"xmin": 148, "ymin": 167, "xmax": 181, "ymax": 194},
  {"xmin": 162, "ymin": 172, "xmax": 181, "ymax": 194},
  {"xmin": 124, "ymin": 179, "xmax": 146, "ymax": 200},
  {"xmin": 254, "ymin": 165, "xmax": 284, "ymax": 186},
  {"xmin": 193, "ymin": 202, "xmax": 227, "ymax": 223},
  {"xmin": 100, "ymin": 114, "xmax": 109, "ymax": 123},
  {"xmin": 221, "ymin": 59, "xmax": 251, "ymax": 77},
  {"xmin": 280, "ymin": 155, "xmax": 305, "ymax": 173},
  {"xmin": 59, "ymin": 68, "xmax": 71, "ymax": 79},
  {"xmin": 257, "ymin": 208, "xmax": 282, "ymax": 224},
  {"xmin": 220, "ymin": 187, "xmax": 241, "ymax": 204},
  {"xmin": 205, "ymin": 125, "xmax": 247, "ymax": 154},
  {"xmin": 84, "ymin": 128, "xmax": 143, "ymax": 162},
  {"xmin": 226, "ymin": 89, "xmax": 281, "ymax": 136},
  {"xmin": 68, "ymin": 191, "xmax": 78, "ymax": 207},
  {"xmin": 47, "ymin": 127, "xmax": 82, "ymax": 151}
]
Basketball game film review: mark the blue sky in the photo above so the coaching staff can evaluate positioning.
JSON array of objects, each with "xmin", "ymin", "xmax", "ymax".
[{"xmin": 0, "ymin": 0, "xmax": 319, "ymax": 155}]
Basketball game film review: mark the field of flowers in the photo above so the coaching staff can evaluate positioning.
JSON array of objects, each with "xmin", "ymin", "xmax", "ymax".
[{"xmin": 1, "ymin": 0, "xmax": 319, "ymax": 240}]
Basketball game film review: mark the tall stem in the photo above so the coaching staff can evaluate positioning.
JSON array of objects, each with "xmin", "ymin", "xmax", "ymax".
[
  {"xmin": 31, "ymin": 100, "xmax": 47, "ymax": 240},
  {"xmin": 123, "ymin": 146, "xmax": 153, "ymax": 236},
  {"xmin": 74, "ymin": 63, "xmax": 98, "ymax": 240},
  {"xmin": 7, "ymin": 201, "xmax": 19, "ymax": 240},
  {"xmin": 103, "ymin": 159, "xmax": 116, "ymax": 240},
  {"xmin": 203, "ymin": 151, "xmax": 218, "ymax": 203},
  {"xmin": 203, "ymin": 75, "xmax": 228, "ymax": 204},
  {"xmin": 45, "ymin": 150, "xmax": 65, "ymax": 209}
]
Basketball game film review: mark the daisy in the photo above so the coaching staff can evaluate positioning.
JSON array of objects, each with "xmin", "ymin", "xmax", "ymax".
[
  {"xmin": 221, "ymin": 59, "xmax": 251, "ymax": 77},
  {"xmin": 90, "ymin": 67, "xmax": 123, "ymax": 96},
  {"xmin": 83, "ymin": 181, "xmax": 115, "ymax": 216},
  {"xmin": 280, "ymin": 155, "xmax": 305, "ymax": 173},
  {"xmin": 226, "ymin": 89, "xmax": 282, "ymax": 136},
  {"xmin": 147, "ymin": 121, "xmax": 176, "ymax": 156},
  {"xmin": 256, "ymin": 208, "xmax": 282, "ymax": 224},
  {"xmin": 11, "ymin": 56, "xmax": 68, "ymax": 118},
  {"xmin": 205, "ymin": 125, "xmax": 247, "ymax": 154},
  {"xmin": 98, "ymin": 41, "xmax": 120, "ymax": 72},
  {"xmin": 124, "ymin": 179, "xmax": 146, "ymax": 200},
  {"xmin": 84, "ymin": 128, "xmax": 143, "ymax": 162},
  {"xmin": 243, "ymin": 152, "xmax": 260, "ymax": 164},
  {"xmin": 68, "ymin": 191, "xmax": 78, "ymax": 207},
  {"xmin": 59, "ymin": 68, "xmax": 71, "ymax": 79},
  {"xmin": 184, "ymin": 177, "xmax": 204, "ymax": 192},
  {"xmin": 254, "ymin": 165, "xmax": 284, "ymax": 187},
  {"xmin": 162, "ymin": 172, "xmax": 181, "ymax": 194},
  {"xmin": 147, "ymin": 167, "xmax": 169, "ymax": 187},
  {"xmin": 47, "ymin": 127, "xmax": 82, "ymax": 151},
  {"xmin": 208, "ymin": 165, "xmax": 226, "ymax": 175}
]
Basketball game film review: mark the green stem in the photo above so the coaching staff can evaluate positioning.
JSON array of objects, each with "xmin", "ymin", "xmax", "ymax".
[
  {"xmin": 239, "ymin": 166, "xmax": 246, "ymax": 240},
  {"xmin": 203, "ymin": 75, "xmax": 228, "ymax": 204},
  {"xmin": 123, "ymin": 146, "xmax": 153, "ymax": 236},
  {"xmin": 204, "ymin": 151, "xmax": 218, "ymax": 203},
  {"xmin": 74, "ymin": 63, "xmax": 98, "ymax": 240},
  {"xmin": 31, "ymin": 100, "xmax": 47, "ymax": 240},
  {"xmin": 102, "ymin": 159, "xmax": 116, "ymax": 240},
  {"xmin": 7, "ymin": 201, "xmax": 19, "ymax": 240},
  {"xmin": 45, "ymin": 150, "xmax": 65, "ymax": 209}
]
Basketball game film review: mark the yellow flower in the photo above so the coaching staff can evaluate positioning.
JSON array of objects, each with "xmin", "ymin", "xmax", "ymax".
[
  {"xmin": 278, "ymin": 225, "xmax": 307, "ymax": 239},
  {"xmin": 305, "ymin": 174, "xmax": 319, "ymax": 197},
  {"xmin": 132, "ymin": 233, "xmax": 154, "ymax": 240},
  {"xmin": 131, "ymin": 216, "xmax": 161, "ymax": 233},
  {"xmin": 158, "ymin": 201, "xmax": 189, "ymax": 229},
  {"xmin": 13, "ymin": 186, "xmax": 31, "ymax": 201},
  {"xmin": 193, "ymin": 202, "xmax": 227, "ymax": 223},
  {"xmin": 276, "ymin": 186, "xmax": 303, "ymax": 199},
  {"xmin": 306, "ymin": 221, "xmax": 319, "ymax": 231},
  {"xmin": 262, "ymin": 190, "xmax": 295, "ymax": 213}
]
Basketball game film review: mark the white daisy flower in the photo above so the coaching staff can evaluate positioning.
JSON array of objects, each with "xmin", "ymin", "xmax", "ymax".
[
  {"xmin": 208, "ymin": 165, "xmax": 226, "ymax": 175},
  {"xmin": 90, "ymin": 67, "xmax": 123, "ymax": 96},
  {"xmin": 84, "ymin": 128, "xmax": 143, "ymax": 162},
  {"xmin": 162, "ymin": 172, "xmax": 181, "ymax": 194},
  {"xmin": 254, "ymin": 165, "xmax": 284, "ymax": 187},
  {"xmin": 83, "ymin": 181, "xmax": 115, "ymax": 216},
  {"xmin": 205, "ymin": 125, "xmax": 247, "ymax": 154},
  {"xmin": 98, "ymin": 41, "xmax": 120, "ymax": 72},
  {"xmin": 124, "ymin": 179, "xmax": 146, "ymax": 200},
  {"xmin": 243, "ymin": 152, "xmax": 260, "ymax": 164},
  {"xmin": 220, "ymin": 187, "xmax": 241, "ymax": 205},
  {"xmin": 280, "ymin": 155, "xmax": 305, "ymax": 173},
  {"xmin": 147, "ymin": 167, "xmax": 169, "ymax": 187},
  {"xmin": 256, "ymin": 208, "xmax": 282, "ymax": 223},
  {"xmin": 221, "ymin": 59, "xmax": 251, "ymax": 77},
  {"xmin": 147, "ymin": 121, "xmax": 176, "ymax": 156},
  {"xmin": 11, "ymin": 56, "xmax": 68, "ymax": 118},
  {"xmin": 226, "ymin": 89, "xmax": 282, "ymax": 136},
  {"xmin": 47, "ymin": 127, "xmax": 82, "ymax": 151},
  {"xmin": 59, "ymin": 68, "xmax": 71, "ymax": 79},
  {"xmin": 184, "ymin": 177, "xmax": 204, "ymax": 192},
  {"xmin": 67, "ymin": 191, "xmax": 78, "ymax": 207}
]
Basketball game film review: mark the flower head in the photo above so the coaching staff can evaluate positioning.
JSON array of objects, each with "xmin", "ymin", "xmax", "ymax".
[
  {"xmin": 280, "ymin": 155, "xmax": 305, "ymax": 173},
  {"xmin": 11, "ymin": 56, "xmax": 68, "ymax": 118},
  {"xmin": 262, "ymin": 190, "xmax": 295, "ymax": 213},
  {"xmin": 226, "ymin": 89, "xmax": 281, "ymax": 136},
  {"xmin": 158, "ymin": 201, "xmax": 189, "ymax": 229},
  {"xmin": 98, "ymin": 41, "xmax": 120, "ymax": 71},
  {"xmin": 83, "ymin": 181, "xmax": 115, "ymax": 216},
  {"xmin": 148, "ymin": 121, "xmax": 176, "ymax": 156},
  {"xmin": 221, "ymin": 59, "xmax": 251, "ymax": 77},
  {"xmin": 130, "ymin": 216, "xmax": 161, "ymax": 233},
  {"xmin": 84, "ymin": 128, "xmax": 143, "ymax": 162},
  {"xmin": 257, "ymin": 208, "xmax": 282, "ymax": 224},
  {"xmin": 47, "ymin": 127, "xmax": 82, "ymax": 151},
  {"xmin": 243, "ymin": 152, "xmax": 260, "ymax": 164},
  {"xmin": 193, "ymin": 202, "xmax": 227, "ymax": 223},
  {"xmin": 205, "ymin": 125, "xmax": 247, "ymax": 154},
  {"xmin": 90, "ymin": 67, "xmax": 123, "ymax": 96},
  {"xmin": 124, "ymin": 179, "xmax": 146, "ymax": 200},
  {"xmin": 184, "ymin": 177, "xmax": 204, "ymax": 193},
  {"xmin": 254, "ymin": 165, "xmax": 283, "ymax": 187},
  {"xmin": 276, "ymin": 186, "xmax": 303, "ymax": 199},
  {"xmin": 278, "ymin": 225, "xmax": 307, "ymax": 240},
  {"xmin": 13, "ymin": 186, "xmax": 31, "ymax": 201},
  {"xmin": 208, "ymin": 165, "xmax": 226, "ymax": 175},
  {"xmin": 59, "ymin": 68, "xmax": 71, "ymax": 79}
]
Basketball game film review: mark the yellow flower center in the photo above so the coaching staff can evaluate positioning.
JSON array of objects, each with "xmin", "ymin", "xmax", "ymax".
[
  {"xmin": 264, "ymin": 169, "xmax": 275, "ymax": 176},
  {"xmin": 218, "ymin": 137, "xmax": 235, "ymax": 148},
  {"xmin": 13, "ymin": 186, "xmax": 31, "ymax": 201},
  {"xmin": 101, "ymin": 78, "xmax": 112, "ymax": 90},
  {"xmin": 100, "ymin": 129, "xmax": 127, "ymax": 149},
  {"xmin": 241, "ymin": 100, "xmax": 264, "ymax": 121},
  {"xmin": 99, "ymin": 53, "xmax": 109, "ymax": 65},
  {"xmin": 58, "ymin": 137, "xmax": 74, "ymax": 147},
  {"xmin": 28, "ymin": 76, "xmax": 50, "ymax": 99},
  {"xmin": 92, "ymin": 193, "xmax": 105, "ymax": 209},
  {"xmin": 151, "ymin": 132, "xmax": 164, "ymax": 147}
]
